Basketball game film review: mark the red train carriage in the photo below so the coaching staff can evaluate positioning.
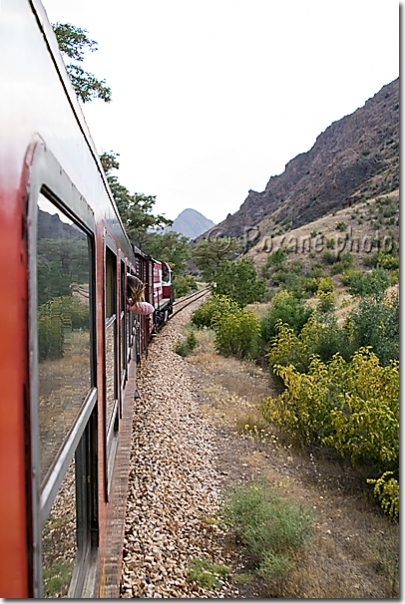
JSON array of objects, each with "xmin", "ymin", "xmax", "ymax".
[
  {"xmin": 0, "ymin": 0, "xmax": 158, "ymax": 597},
  {"xmin": 152, "ymin": 260, "xmax": 174, "ymax": 328}
]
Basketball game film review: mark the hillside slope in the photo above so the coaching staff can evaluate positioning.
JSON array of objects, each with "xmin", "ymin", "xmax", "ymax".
[{"xmin": 208, "ymin": 78, "xmax": 399, "ymax": 240}]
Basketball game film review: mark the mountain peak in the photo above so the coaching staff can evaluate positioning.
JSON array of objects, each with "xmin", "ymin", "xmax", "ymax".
[{"xmin": 168, "ymin": 208, "xmax": 214, "ymax": 239}]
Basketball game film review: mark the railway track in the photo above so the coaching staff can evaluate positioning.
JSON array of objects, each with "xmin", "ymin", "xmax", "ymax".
[{"xmin": 171, "ymin": 287, "xmax": 209, "ymax": 317}]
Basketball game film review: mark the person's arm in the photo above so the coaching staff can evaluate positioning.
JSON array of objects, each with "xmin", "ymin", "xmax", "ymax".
[{"xmin": 127, "ymin": 301, "xmax": 154, "ymax": 315}]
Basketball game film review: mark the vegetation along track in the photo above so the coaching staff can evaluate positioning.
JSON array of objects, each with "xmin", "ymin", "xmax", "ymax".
[{"xmin": 121, "ymin": 295, "xmax": 399, "ymax": 598}]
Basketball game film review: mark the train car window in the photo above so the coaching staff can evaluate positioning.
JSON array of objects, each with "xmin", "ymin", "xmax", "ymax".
[
  {"xmin": 162, "ymin": 262, "xmax": 170, "ymax": 283},
  {"xmin": 105, "ymin": 249, "xmax": 117, "ymax": 430},
  {"xmin": 36, "ymin": 195, "xmax": 92, "ymax": 484},
  {"xmin": 36, "ymin": 192, "xmax": 97, "ymax": 598},
  {"xmin": 120, "ymin": 262, "xmax": 126, "ymax": 399},
  {"xmin": 105, "ymin": 248, "xmax": 118, "ymax": 485}
]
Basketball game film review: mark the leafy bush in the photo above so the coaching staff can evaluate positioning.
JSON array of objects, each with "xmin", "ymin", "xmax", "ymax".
[
  {"xmin": 330, "ymin": 252, "xmax": 354, "ymax": 275},
  {"xmin": 346, "ymin": 292, "xmax": 399, "ymax": 366},
  {"xmin": 213, "ymin": 258, "xmax": 267, "ymax": 307},
  {"xmin": 317, "ymin": 290, "xmax": 337, "ymax": 313},
  {"xmin": 322, "ymin": 249, "xmax": 338, "ymax": 265},
  {"xmin": 222, "ymin": 483, "xmax": 313, "ymax": 585},
  {"xmin": 345, "ymin": 268, "xmax": 390, "ymax": 297},
  {"xmin": 191, "ymin": 294, "xmax": 239, "ymax": 328},
  {"xmin": 173, "ymin": 275, "xmax": 198, "ymax": 298},
  {"xmin": 367, "ymin": 472, "xmax": 399, "ymax": 518},
  {"xmin": 175, "ymin": 329, "xmax": 198, "ymax": 357},
  {"xmin": 260, "ymin": 290, "xmax": 313, "ymax": 345},
  {"xmin": 364, "ymin": 249, "xmax": 399, "ymax": 271},
  {"xmin": 307, "ymin": 264, "xmax": 325, "ymax": 279},
  {"xmin": 267, "ymin": 322, "xmax": 310, "ymax": 375},
  {"xmin": 316, "ymin": 276, "xmax": 334, "ymax": 293},
  {"xmin": 214, "ymin": 309, "xmax": 260, "ymax": 359},
  {"xmin": 336, "ymin": 221, "xmax": 347, "ymax": 231},
  {"xmin": 261, "ymin": 349, "xmax": 399, "ymax": 515},
  {"xmin": 266, "ymin": 248, "xmax": 288, "ymax": 267},
  {"xmin": 187, "ymin": 557, "xmax": 229, "ymax": 589},
  {"xmin": 301, "ymin": 314, "xmax": 355, "ymax": 364}
]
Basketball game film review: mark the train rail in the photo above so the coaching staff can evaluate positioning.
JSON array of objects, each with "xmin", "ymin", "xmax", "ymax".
[{"xmin": 171, "ymin": 287, "xmax": 210, "ymax": 317}]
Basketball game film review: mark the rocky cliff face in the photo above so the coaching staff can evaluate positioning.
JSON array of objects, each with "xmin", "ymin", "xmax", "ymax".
[{"xmin": 210, "ymin": 78, "xmax": 399, "ymax": 239}]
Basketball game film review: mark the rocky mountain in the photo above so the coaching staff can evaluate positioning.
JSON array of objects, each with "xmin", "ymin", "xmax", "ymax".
[
  {"xmin": 168, "ymin": 208, "xmax": 215, "ymax": 239},
  {"xmin": 202, "ymin": 78, "xmax": 399, "ymax": 241}
]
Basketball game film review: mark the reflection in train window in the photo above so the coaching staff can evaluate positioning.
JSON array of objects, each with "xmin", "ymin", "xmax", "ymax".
[
  {"xmin": 42, "ymin": 459, "xmax": 76, "ymax": 597},
  {"xmin": 37, "ymin": 194, "xmax": 92, "ymax": 485},
  {"xmin": 105, "ymin": 248, "xmax": 117, "ymax": 435}
]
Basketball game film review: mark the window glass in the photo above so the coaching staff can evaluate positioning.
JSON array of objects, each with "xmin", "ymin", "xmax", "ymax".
[
  {"xmin": 42, "ymin": 459, "xmax": 76, "ymax": 597},
  {"xmin": 105, "ymin": 319, "xmax": 116, "ymax": 428},
  {"xmin": 105, "ymin": 249, "xmax": 117, "ymax": 432},
  {"xmin": 37, "ymin": 193, "xmax": 92, "ymax": 484},
  {"xmin": 121, "ymin": 264, "xmax": 125, "ymax": 374}
]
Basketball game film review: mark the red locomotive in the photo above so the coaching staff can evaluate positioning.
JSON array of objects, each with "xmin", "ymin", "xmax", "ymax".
[{"xmin": 0, "ymin": 0, "xmax": 172, "ymax": 597}]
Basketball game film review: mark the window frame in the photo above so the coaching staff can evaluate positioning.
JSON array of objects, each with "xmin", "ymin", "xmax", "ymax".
[
  {"xmin": 26, "ymin": 141, "xmax": 98, "ymax": 598},
  {"xmin": 104, "ymin": 235, "xmax": 120, "ymax": 499}
]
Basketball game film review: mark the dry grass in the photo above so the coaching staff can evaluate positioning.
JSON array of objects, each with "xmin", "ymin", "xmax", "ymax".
[
  {"xmin": 186, "ymin": 327, "xmax": 399, "ymax": 599},
  {"xmin": 246, "ymin": 189, "xmax": 399, "ymax": 275}
]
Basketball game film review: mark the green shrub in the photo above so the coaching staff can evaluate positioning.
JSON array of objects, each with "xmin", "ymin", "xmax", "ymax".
[
  {"xmin": 175, "ymin": 329, "xmax": 198, "ymax": 357},
  {"xmin": 341, "ymin": 268, "xmax": 362, "ymax": 287},
  {"xmin": 346, "ymin": 292, "xmax": 399, "ymax": 366},
  {"xmin": 191, "ymin": 294, "xmax": 239, "ymax": 328},
  {"xmin": 213, "ymin": 258, "xmax": 267, "ymax": 307},
  {"xmin": 266, "ymin": 248, "xmax": 288, "ymax": 267},
  {"xmin": 261, "ymin": 349, "xmax": 399, "ymax": 516},
  {"xmin": 389, "ymin": 269, "xmax": 399, "ymax": 285},
  {"xmin": 316, "ymin": 276, "xmax": 334, "ymax": 293},
  {"xmin": 336, "ymin": 221, "xmax": 347, "ymax": 232},
  {"xmin": 222, "ymin": 483, "xmax": 313, "ymax": 585},
  {"xmin": 322, "ymin": 249, "xmax": 338, "ymax": 265},
  {"xmin": 187, "ymin": 557, "xmax": 229, "ymax": 589},
  {"xmin": 173, "ymin": 275, "xmax": 198, "ymax": 298},
  {"xmin": 317, "ymin": 291, "xmax": 337, "ymax": 313},
  {"xmin": 330, "ymin": 252, "xmax": 354, "ymax": 275},
  {"xmin": 301, "ymin": 314, "xmax": 354, "ymax": 364},
  {"xmin": 307, "ymin": 264, "xmax": 325, "ymax": 279},
  {"xmin": 345, "ymin": 268, "xmax": 390, "ymax": 298},
  {"xmin": 214, "ymin": 309, "xmax": 260, "ymax": 359},
  {"xmin": 367, "ymin": 472, "xmax": 399, "ymax": 518},
  {"xmin": 267, "ymin": 322, "xmax": 310, "ymax": 375},
  {"xmin": 260, "ymin": 290, "xmax": 313, "ymax": 345}
]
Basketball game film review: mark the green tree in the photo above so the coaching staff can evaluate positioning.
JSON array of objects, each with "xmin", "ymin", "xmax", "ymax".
[
  {"xmin": 99, "ymin": 151, "xmax": 172, "ymax": 246},
  {"xmin": 213, "ymin": 258, "xmax": 267, "ymax": 307},
  {"xmin": 142, "ymin": 231, "xmax": 191, "ymax": 275},
  {"xmin": 53, "ymin": 22, "xmax": 112, "ymax": 103},
  {"xmin": 260, "ymin": 290, "xmax": 313, "ymax": 345},
  {"xmin": 191, "ymin": 238, "xmax": 239, "ymax": 282}
]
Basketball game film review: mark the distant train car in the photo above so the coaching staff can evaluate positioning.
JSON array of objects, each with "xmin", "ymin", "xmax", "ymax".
[
  {"xmin": 152, "ymin": 259, "xmax": 174, "ymax": 328},
  {"xmin": 0, "ymin": 0, "xmax": 158, "ymax": 597}
]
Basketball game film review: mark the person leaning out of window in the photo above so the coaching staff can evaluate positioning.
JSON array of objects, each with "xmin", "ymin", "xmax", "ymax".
[{"xmin": 126, "ymin": 274, "xmax": 154, "ymax": 315}]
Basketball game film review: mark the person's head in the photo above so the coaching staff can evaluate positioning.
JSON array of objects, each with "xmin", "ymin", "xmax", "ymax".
[{"xmin": 127, "ymin": 274, "xmax": 145, "ymax": 303}]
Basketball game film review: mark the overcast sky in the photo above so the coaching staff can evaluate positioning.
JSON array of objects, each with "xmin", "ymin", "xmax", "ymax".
[{"xmin": 41, "ymin": 0, "xmax": 399, "ymax": 225}]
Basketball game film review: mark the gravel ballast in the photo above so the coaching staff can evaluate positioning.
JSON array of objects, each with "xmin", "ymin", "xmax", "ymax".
[{"xmin": 121, "ymin": 300, "xmax": 239, "ymax": 598}]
